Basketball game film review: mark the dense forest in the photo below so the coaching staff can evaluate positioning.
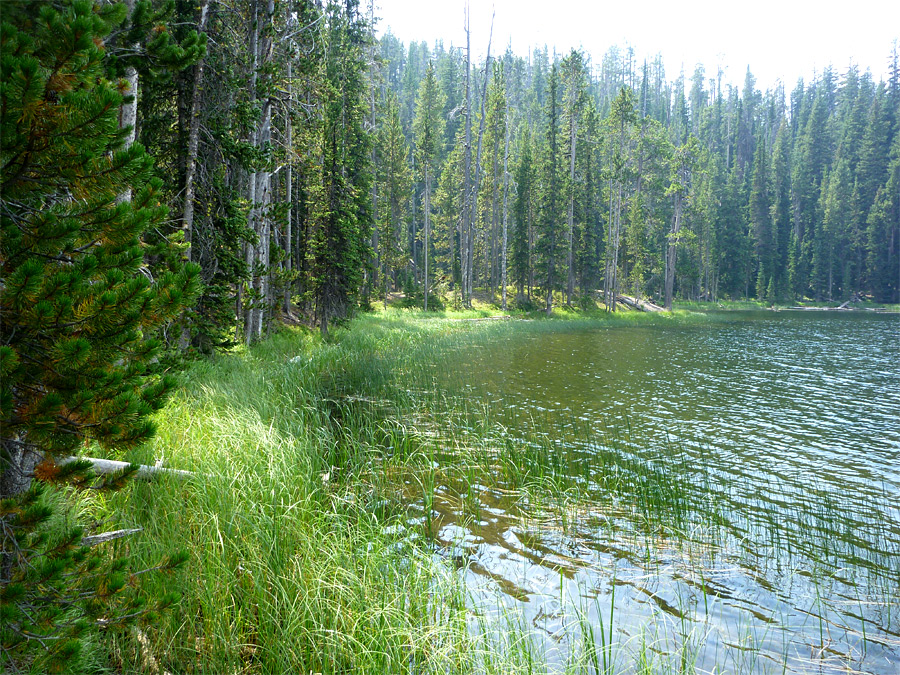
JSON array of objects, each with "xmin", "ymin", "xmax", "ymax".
[
  {"xmin": 382, "ymin": 38, "xmax": 900, "ymax": 314},
  {"xmin": 3, "ymin": 1, "xmax": 900, "ymax": 670},
  {"xmin": 7, "ymin": 0, "xmax": 899, "ymax": 348}
]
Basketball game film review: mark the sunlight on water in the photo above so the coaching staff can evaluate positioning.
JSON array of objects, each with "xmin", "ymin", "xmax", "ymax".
[{"xmin": 414, "ymin": 311, "xmax": 900, "ymax": 674}]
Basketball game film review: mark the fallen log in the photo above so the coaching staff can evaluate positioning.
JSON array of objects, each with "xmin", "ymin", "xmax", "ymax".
[
  {"xmin": 81, "ymin": 527, "xmax": 143, "ymax": 548},
  {"xmin": 60, "ymin": 456, "xmax": 197, "ymax": 481},
  {"xmin": 617, "ymin": 295, "xmax": 665, "ymax": 312}
]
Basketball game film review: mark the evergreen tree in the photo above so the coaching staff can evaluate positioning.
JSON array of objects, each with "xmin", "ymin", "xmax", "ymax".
[
  {"xmin": 1, "ymin": 2, "xmax": 199, "ymax": 669},
  {"xmin": 750, "ymin": 134, "xmax": 773, "ymax": 299},
  {"xmin": 770, "ymin": 121, "xmax": 793, "ymax": 300},
  {"xmin": 561, "ymin": 49, "xmax": 586, "ymax": 304},
  {"xmin": 413, "ymin": 61, "xmax": 445, "ymax": 310},
  {"xmin": 375, "ymin": 93, "xmax": 412, "ymax": 307},
  {"xmin": 536, "ymin": 63, "xmax": 563, "ymax": 315},
  {"xmin": 603, "ymin": 86, "xmax": 638, "ymax": 309},
  {"xmin": 1, "ymin": 0, "xmax": 200, "ymax": 494},
  {"xmin": 308, "ymin": 0, "xmax": 373, "ymax": 336},
  {"xmin": 866, "ymin": 131, "xmax": 900, "ymax": 302},
  {"xmin": 511, "ymin": 127, "xmax": 536, "ymax": 302}
]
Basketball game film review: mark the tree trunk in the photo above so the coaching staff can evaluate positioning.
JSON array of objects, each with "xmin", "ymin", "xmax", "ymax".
[
  {"xmin": 181, "ymin": 0, "xmax": 210, "ymax": 264},
  {"xmin": 284, "ymin": 58, "xmax": 293, "ymax": 315},
  {"xmin": 246, "ymin": 0, "xmax": 275, "ymax": 343},
  {"xmin": 117, "ymin": 0, "xmax": 139, "ymax": 204},
  {"xmin": 462, "ymin": 8, "xmax": 472, "ymax": 306},
  {"xmin": 424, "ymin": 166, "xmax": 430, "ymax": 311},
  {"xmin": 0, "ymin": 439, "xmax": 41, "ymax": 500},
  {"xmin": 566, "ymin": 112, "xmax": 576, "ymax": 305},
  {"xmin": 490, "ymin": 149, "xmax": 498, "ymax": 300},
  {"xmin": 665, "ymin": 191, "xmax": 683, "ymax": 310},
  {"xmin": 501, "ymin": 97, "xmax": 510, "ymax": 311},
  {"xmin": 611, "ymin": 182, "xmax": 621, "ymax": 311},
  {"xmin": 471, "ymin": 35, "xmax": 492, "ymax": 302},
  {"xmin": 465, "ymin": 12, "xmax": 493, "ymax": 304}
]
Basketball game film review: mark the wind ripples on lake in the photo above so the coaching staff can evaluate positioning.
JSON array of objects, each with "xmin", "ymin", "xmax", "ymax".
[{"xmin": 420, "ymin": 311, "xmax": 899, "ymax": 673}]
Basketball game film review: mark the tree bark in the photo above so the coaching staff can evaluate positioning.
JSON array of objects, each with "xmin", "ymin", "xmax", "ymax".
[
  {"xmin": 665, "ymin": 190, "xmax": 683, "ymax": 310},
  {"xmin": 424, "ymin": 166, "xmax": 430, "ymax": 311},
  {"xmin": 0, "ymin": 439, "xmax": 41, "ymax": 500},
  {"xmin": 181, "ymin": 0, "xmax": 210, "ymax": 264},
  {"xmin": 117, "ymin": 0, "xmax": 139, "ymax": 204},
  {"xmin": 501, "ymin": 96, "xmax": 510, "ymax": 311},
  {"xmin": 284, "ymin": 57, "xmax": 293, "ymax": 315}
]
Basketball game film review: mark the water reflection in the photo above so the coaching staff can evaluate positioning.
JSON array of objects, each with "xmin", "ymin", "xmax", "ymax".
[{"xmin": 415, "ymin": 311, "xmax": 900, "ymax": 673}]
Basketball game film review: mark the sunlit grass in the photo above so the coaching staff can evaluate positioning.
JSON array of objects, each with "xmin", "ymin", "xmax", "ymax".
[{"xmin": 89, "ymin": 311, "xmax": 899, "ymax": 674}]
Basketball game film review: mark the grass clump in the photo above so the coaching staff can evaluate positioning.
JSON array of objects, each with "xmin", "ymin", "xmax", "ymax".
[{"xmin": 95, "ymin": 325, "xmax": 481, "ymax": 674}]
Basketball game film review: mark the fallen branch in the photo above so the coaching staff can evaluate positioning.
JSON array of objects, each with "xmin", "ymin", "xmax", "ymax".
[
  {"xmin": 81, "ymin": 527, "xmax": 143, "ymax": 548},
  {"xmin": 60, "ymin": 456, "xmax": 197, "ymax": 481}
]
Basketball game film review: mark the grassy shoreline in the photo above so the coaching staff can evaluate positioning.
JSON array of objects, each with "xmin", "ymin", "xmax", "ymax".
[
  {"xmin": 82, "ymin": 309, "xmax": 700, "ymax": 673},
  {"xmin": 83, "ymin": 308, "xmax": 897, "ymax": 673}
]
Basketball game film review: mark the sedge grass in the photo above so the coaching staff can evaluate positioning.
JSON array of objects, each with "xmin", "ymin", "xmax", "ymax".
[{"xmin": 84, "ymin": 311, "xmax": 899, "ymax": 674}]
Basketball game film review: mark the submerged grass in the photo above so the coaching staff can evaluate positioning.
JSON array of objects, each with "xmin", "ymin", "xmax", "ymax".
[{"xmin": 85, "ymin": 309, "xmax": 898, "ymax": 674}]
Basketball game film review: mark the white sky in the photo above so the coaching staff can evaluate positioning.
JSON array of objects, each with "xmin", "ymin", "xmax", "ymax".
[{"xmin": 372, "ymin": 0, "xmax": 899, "ymax": 92}]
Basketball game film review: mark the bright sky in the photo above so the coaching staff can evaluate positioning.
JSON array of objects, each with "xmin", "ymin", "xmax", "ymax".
[{"xmin": 372, "ymin": 0, "xmax": 898, "ymax": 92}]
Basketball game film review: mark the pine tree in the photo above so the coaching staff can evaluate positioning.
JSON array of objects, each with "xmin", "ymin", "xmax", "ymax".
[
  {"xmin": 561, "ymin": 49, "xmax": 586, "ymax": 304},
  {"xmin": 375, "ymin": 93, "xmax": 412, "ymax": 307},
  {"xmin": 536, "ymin": 63, "xmax": 563, "ymax": 315},
  {"xmin": 414, "ymin": 61, "xmax": 446, "ymax": 310},
  {"xmin": 1, "ymin": 2, "xmax": 199, "ymax": 669},
  {"xmin": 1, "ymin": 0, "xmax": 200, "ymax": 493},
  {"xmin": 664, "ymin": 137, "xmax": 698, "ymax": 309},
  {"xmin": 511, "ymin": 127, "xmax": 536, "ymax": 302},
  {"xmin": 308, "ymin": 0, "xmax": 373, "ymax": 335},
  {"xmin": 604, "ymin": 86, "xmax": 638, "ymax": 310},
  {"xmin": 771, "ymin": 121, "xmax": 793, "ymax": 300},
  {"xmin": 750, "ymin": 134, "xmax": 773, "ymax": 299}
]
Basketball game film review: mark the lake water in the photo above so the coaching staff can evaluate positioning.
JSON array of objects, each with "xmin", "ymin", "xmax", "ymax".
[{"xmin": 420, "ymin": 311, "xmax": 900, "ymax": 673}]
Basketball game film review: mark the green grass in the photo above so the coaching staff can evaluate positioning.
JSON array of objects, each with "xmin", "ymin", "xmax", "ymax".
[{"xmin": 82, "ymin": 310, "xmax": 898, "ymax": 674}]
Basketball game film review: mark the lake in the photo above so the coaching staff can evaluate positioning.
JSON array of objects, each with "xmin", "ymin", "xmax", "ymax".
[{"xmin": 414, "ymin": 311, "xmax": 899, "ymax": 674}]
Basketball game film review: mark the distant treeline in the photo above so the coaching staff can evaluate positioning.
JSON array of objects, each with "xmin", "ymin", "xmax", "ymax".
[
  {"xmin": 16, "ymin": 1, "xmax": 900, "ymax": 350},
  {"xmin": 375, "ymin": 37, "xmax": 900, "ymax": 312}
]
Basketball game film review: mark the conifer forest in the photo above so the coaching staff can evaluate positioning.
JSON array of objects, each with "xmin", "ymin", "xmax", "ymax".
[
  {"xmin": 5, "ymin": 0, "xmax": 898, "ymax": 347},
  {"xmin": 2, "ymin": 1, "xmax": 899, "ymax": 673}
]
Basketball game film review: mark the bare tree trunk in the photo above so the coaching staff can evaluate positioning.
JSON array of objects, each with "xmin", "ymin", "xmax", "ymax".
[
  {"xmin": 284, "ymin": 58, "xmax": 293, "ymax": 315},
  {"xmin": 246, "ymin": 0, "xmax": 275, "ymax": 343},
  {"xmin": 566, "ymin": 112, "xmax": 576, "ymax": 305},
  {"xmin": 462, "ymin": 4, "xmax": 472, "ymax": 306},
  {"xmin": 117, "ymin": 0, "xmax": 139, "ymax": 204},
  {"xmin": 469, "ymin": 15, "xmax": 494, "ymax": 303},
  {"xmin": 424, "ymin": 166, "xmax": 430, "ymax": 311},
  {"xmin": 368, "ymin": 1, "xmax": 379, "ymax": 304},
  {"xmin": 244, "ymin": 0, "xmax": 260, "ymax": 343},
  {"xmin": 611, "ymin": 183, "xmax": 621, "ymax": 310},
  {"xmin": 501, "ymin": 96, "xmax": 510, "ymax": 311},
  {"xmin": 181, "ymin": 0, "xmax": 210, "ymax": 264},
  {"xmin": 490, "ymin": 145, "xmax": 499, "ymax": 301},
  {"xmin": 605, "ymin": 178, "xmax": 614, "ymax": 309},
  {"xmin": 665, "ymin": 190, "xmax": 683, "ymax": 310}
]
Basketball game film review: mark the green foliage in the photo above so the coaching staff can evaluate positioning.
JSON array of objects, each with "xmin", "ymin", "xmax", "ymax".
[
  {"xmin": 1, "ymin": 0, "xmax": 201, "ymax": 458},
  {"xmin": 1, "ymin": 2, "xmax": 198, "ymax": 670},
  {"xmin": 535, "ymin": 64, "xmax": 564, "ymax": 312},
  {"xmin": 1, "ymin": 481, "xmax": 185, "ymax": 674},
  {"xmin": 306, "ymin": 0, "xmax": 373, "ymax": 335}
]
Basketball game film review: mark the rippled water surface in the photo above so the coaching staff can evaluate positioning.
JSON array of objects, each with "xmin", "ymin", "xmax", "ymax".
[{"xmin": 419, "ymin": 311, "xmax": 900, "ymax": 673}]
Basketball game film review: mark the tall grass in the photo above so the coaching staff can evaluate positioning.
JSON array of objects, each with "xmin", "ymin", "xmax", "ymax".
[{"xmin": 88, "ymin": 311, "xmax": 899, "ymax": 673}]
